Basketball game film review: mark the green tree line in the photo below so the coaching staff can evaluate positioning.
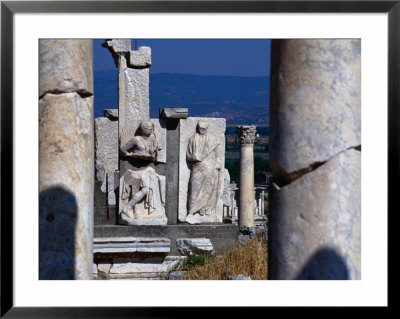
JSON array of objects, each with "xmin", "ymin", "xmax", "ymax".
[{"xmin": 225, "ymin": 155, "xmax": 271, "ymax": 185}]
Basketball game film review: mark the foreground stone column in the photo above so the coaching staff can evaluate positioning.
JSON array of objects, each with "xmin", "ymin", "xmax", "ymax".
[
  {"xmin": 39, "ymin": 39, "xmax": 94, "ymax": 279},
  {"xmin": 269, "ymin": 39, "xmax": 361, "ymax": 280},
  {"xmin": 237, "ymin": 126, "xmax": 257, "ymax": 228}
]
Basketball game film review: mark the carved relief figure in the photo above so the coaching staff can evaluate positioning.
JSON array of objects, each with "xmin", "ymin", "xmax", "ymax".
[
  {"xmin": 120, "ymin": 120, "xmax": 161, "ymax": 161},
  {"xmin": 186, "ymin": 120, "xmax": 222, "ymax": 218},
  {"xmin": 119, "ymin": 167, "xmax": 166, "ymax": 225}
]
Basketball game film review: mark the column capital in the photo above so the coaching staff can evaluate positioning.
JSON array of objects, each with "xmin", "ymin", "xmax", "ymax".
[{"xmin": 237, "ymin": 125, "xmax": 257, "ymax": 145}]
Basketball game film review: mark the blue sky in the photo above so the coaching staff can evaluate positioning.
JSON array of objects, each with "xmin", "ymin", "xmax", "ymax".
[{"xmin": 93, "ymin": 39, "xmax": 271, "ymax": 77}]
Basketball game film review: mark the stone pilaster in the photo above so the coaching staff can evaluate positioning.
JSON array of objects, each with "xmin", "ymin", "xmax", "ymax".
[
  {"xmin": 39, "ymin": 39, "xmax": 94, "ymax": 280},
  {"xmin": 95, "ymin": 114, "xmax": 118, "ymax": 206},
  {"xmin": 119, "ymin": 46, "xmax": 151, "ymax": 127},
  {"xmin": 102, "ymin": 39, "xmax": 151, "ymax": 128},
  {"xmin": 237, "ymin": 125, "xmax": 257, "ymax": 228},
  {"xmin": 268, "ymin": 39, "xmax": 361, "ymax": 280},
  {"xmin": 159, "ymin": 108, "xmax": 189, "ymax": 224}
]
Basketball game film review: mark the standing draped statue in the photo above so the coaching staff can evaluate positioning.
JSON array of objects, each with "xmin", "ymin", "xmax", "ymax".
[{"xmin": 186, "ymin": 120, "xmax": 222, "ymax": 220}]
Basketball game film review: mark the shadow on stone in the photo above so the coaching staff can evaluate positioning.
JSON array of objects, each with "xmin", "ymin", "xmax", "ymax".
[
  {"xmin": 39, "ymin": 187, "xmax": 77, "ymax": 279},
  {"xmin": 296, "ymin": 248, "xmax": 349, "ymax": 280}
]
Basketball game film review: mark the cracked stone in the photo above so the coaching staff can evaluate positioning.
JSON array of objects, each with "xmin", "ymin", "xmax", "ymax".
[
  {"xmin": 39, "ymin": 39, "xmax": 93, "ymax": 97},
  {"xmin": 270, "ymin": 39, "xmax": 361, "ymax": 184},
  {"xmin": 39, "ymin": 92, "xmax": 94, "ymax": 280},
  {"xmin": 269, "ymin": 148, "xmax": 361, "ymax": 280}
]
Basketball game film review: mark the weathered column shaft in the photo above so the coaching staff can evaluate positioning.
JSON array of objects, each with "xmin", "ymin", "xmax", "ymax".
[
  {"xmin": 239, "ymin": 145, "xmax": 255, "ymax": 227},
  {"xmin": 39, "ymin": 39, "xmax": 94, "ymax": 279},
  {"xmin": 269, "ymin": 39, "xmax": 361, "ymax": 280},
  {"xmin": 237, "ymin": 125, "xmax": 257, "ymax": 228}
]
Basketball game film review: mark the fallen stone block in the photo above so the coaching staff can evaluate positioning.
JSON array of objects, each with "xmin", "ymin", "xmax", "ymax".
[
  {"xmin": 176, "ymin": 238, "xmax": 214, "ymax": 256},
  {"xmin": 228, "ymin": 274, "xmax": 252, "ymax": 280},
  {"xmin": 93, "ymin": 237, "xmax": 170, "ymax": 256},
  {"xmin": 168, "ymin": 271, "xmax": 186, "ymax": 280}
]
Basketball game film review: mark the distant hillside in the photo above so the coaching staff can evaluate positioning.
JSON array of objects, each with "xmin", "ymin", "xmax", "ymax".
[{"xmin": 94, "ymin": 71, "xmax": 270, "ymax": 123}]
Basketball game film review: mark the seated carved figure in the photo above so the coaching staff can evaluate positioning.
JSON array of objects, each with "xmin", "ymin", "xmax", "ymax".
[
  {"xmin": 120, "ymin": 120, "xmax": 161, "ymax": 161},
  {"xmin": 119, "ymin": 167, "xmax": 166, "ymax": 225}
]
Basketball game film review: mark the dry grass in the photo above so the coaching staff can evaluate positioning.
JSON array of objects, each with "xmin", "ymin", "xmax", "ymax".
[{"xmin": 179, "ymin": 235, "xmax": 268, "ymax": 280}]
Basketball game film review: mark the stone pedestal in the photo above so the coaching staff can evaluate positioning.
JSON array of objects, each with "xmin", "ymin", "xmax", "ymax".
[
  {"xmin": 39, "ymin": 39, "xmax": 93, "ymax": 280},
  {"xmin": 237, "ymin": 126, "xmax": 257, "ymax": 228},
  {"xmin": 268, "ymin": 39, "xmax": 361, "ymax": 280}
]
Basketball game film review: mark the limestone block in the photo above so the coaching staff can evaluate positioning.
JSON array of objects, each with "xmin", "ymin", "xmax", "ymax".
[
  {"xmin": 178, "ymin": 118, "xmax": 226, "ymax": 223},
  {"xmin": 106, "ymin": 257, "xmax": 182, "ymax": 279},
  {"xmin": 222, "ymin": 169, "xmax": 231, "ymax": 207},
  {"xmin": 39, "ymin": 39, "xmax": 93, "ymax": 97},
  {"xmin": 159, "ymin": 108, "xmax": 188, "ymax": 119},
  {"xmin": 176, "ymin": 238, "xmax": 214, "ymax": 256},
  {"xmin": 129, "ymin": 46, "xmax": 152, "ymax": 67},
  {"xmin": 104, "ymin": 109, "xmax": 118, "ymax": 119},
  {"xmin": 269, "ymin": 148, "xmax": 361, "ymax": 280},
  {"xmin": 95, "ymin": 117, "xmax": 118, "ymax": 205},
  {"xmin": 103, "ymin": 39, "xmax": 131, "ymax": 54},
  {"xmin": 228, "ymin": 274, "xmax": 252, "ymax": 280},
  {"xmin": 39, "ymin": 93, "xmax": 94, "ymax": 280},
  {"xmin": 97, "ymin": 263, "xmax": 111, "ymax": 274},
  {"xmin": 238, "ymin": 235, "xmax": 250, "ymax": 246},
  {"xmin": 118, "ymin": 168, "xmax": 167, "ymax": 226},
  {"xmin": 168, "ymin": 271, "xmax": 186, "ymax": 280},
  {"xmin": 120, "ymin": 119, "xmax": 167, "ymax": 163},
  {"xmin": 102, "ymin": 39, "xmax": 131, "ymax": 66},
  {"xmin": 93, "ymin": 237, "xmax": 170, "ymax": 255},
  {"xmin": 270, "ymin": 39, "xmax": 361, "ymax": 182},
  {"xmin": 119, "ymin": 59, "xmax": 150, "ymax": 125}
]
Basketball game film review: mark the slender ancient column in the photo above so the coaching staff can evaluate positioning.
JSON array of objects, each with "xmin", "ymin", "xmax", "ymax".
[
  {"xmin": 269, "ymin": 39, "xmax": 361, "ymax": 280},
  {"xmin": 39, "ymin": 39, "xmax": 94, "ymax": 279},
  {"xmin": 237, "ymin": 125, "xmax": 257, "ymax": 228}
]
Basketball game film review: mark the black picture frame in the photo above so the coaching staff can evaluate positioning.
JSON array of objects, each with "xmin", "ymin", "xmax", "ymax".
[{"xmin": 1, "ymin": 1, "xmax": 394, "ymax": 317}]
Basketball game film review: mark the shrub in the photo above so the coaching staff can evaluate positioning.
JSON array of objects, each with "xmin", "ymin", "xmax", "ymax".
[{"xmin": 178, "ymin": 253, "xmax": 215, "ymax": 271}]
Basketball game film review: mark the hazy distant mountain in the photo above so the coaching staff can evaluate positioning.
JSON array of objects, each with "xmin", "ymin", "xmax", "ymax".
[{"xmin": 94, "ymin": 70, "xmax": 270, "ymax": 123}]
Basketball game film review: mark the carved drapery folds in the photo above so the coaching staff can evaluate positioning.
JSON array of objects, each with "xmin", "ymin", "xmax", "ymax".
[
  {"xmin": 119, "ymin": 167, "xmax": 167, "ymax": 225},
  {"xmin": 185, "ymin": 120, "xmax": 223, "ymax": 224}
]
